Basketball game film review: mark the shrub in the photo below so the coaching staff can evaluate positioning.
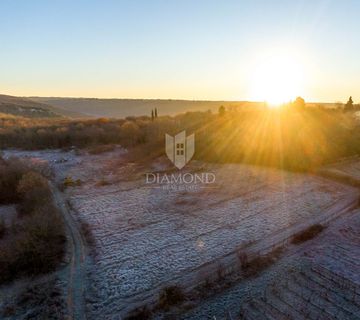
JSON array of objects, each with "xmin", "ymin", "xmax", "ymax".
[
  {"xmin": 63, "ymin": 176, "xmax": 74, "ymax": 187},
  {"xmin": 17, "ymin": 171, "xmax": 51, "ymax": 215},
  {"xmin": 96, "ymin": 179, "xmax": 110, "ymax": 187},
  {"xmin": 217, "ymin": 263, "xmax": 225, "ymax": 280},
  {"xmin": 87, "ymin": 144, "xmax": 115, "ymax": 155},
  {"xmin": 0, "ymin": 157, "xmax": 29, "ymax": 204},
  {"xmin": 15, "ymin": 209, "xmax": 65, "ymax": 274},
  {"xmin": 242, "ymin": 247, "xmax": 283, "ymax": 277},
  {"xmin": 158, "ymin": 286, "xmax": 185, "ymax": 309},
  {"xmin": 242, "ymin": 256, "xmax": 274, "ymax": 277},
  {"xmin": 291, "ymin": 224, "xmax": 325, "ymax": 244},
  {"xmin": 0, "ymin": 159, "xmax": 66, "ymax": 284},
  {"xmin": 196, "ymin": 278, "xmax": 213, "ymax": 298},
  {"xmin": 0, "ymin": 205, "xmax": 65, "ymax": 283},
  {"xmin": 63, "ymin": 176, "xmax": 81, "ymax": 188},
  {"xmin": 80, "ymin": 220, "xmax": 96, "ymax": 247},
  {"xmin": 17, "ymin": 171, "xmax": 49, "ymax": 195},
  {"xmin": 237, "ymin": 251, "xmax": 248, "ymax": 268},
  {"xmin": 125, "ymin": 306, "xmax": 151, "ymax": 320}
]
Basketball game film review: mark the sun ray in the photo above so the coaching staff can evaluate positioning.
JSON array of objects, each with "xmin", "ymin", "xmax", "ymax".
[{"xmin": 249, "ymin": 50, "xmax": 306, "ymax": 107}]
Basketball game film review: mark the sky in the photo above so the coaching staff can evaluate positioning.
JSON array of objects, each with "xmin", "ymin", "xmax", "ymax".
[{"xmin": 0, "ymin": 0, "xmax": 359, "ymax": 102}]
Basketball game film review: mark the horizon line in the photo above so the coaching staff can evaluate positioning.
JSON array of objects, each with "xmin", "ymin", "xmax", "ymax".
[{"xmin": 0, "ymin": 91, "xmax": 352, "ymax": 105}]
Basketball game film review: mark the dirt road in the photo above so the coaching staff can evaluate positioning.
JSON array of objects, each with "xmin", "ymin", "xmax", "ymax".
[{"xmin": 52, "ymin": 184, "xmax": 87, "ymax": 320}]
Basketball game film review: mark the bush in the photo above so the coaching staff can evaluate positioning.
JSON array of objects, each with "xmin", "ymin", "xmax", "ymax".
[
  {"xmin": 15, "ymin": 208, "xmax": 65, "ymax": 274},
  {"xmin": 0, "ymin": 157, "xmax": 29, "ymax": 204},
  {"xmin": 80, "ymin": 220, "xmax": 96, "ymax": 247},
  {"xmin": 63, "ymin": 176, "xmax": 81, "ymax": 188},
  {"xmin": 17, "ymin": 171, "xmax": 51, "ymax": 215},
  {"xmin": 158, "ymin": 286, "xmax": 185, "ymax": 309},
  {"xmin": 291, "ymin": 224, "xmax": 325, "ymax": 244},
  {"xmin": 237, "ymin": 251, "xmax": 248, "ymax": 268},
  {"xmin": 17, "ymin": 171, "xmax": 49, "ymax": 195},
  {"xmin": 242, "ymin": 256, "xmax": 274, "ymax": 277},
  {"xmin": 0, "ymin": 157, "xmax": 66, "ymax": 284},
  {"xmin": 87, "ymin": 144, "xmax": 115, "ymax": 155},
  {"xmin": 0, "ymin": 205, "xmax": 65, "ymax": 283},
  {"xmin": 242, "ymin": 247, "xmax": 283, "ymax": 277},
  {"xmin": 125, "ymin": 306, "xmax": 151, "ymax": 320},
  {"xmin": 96, "ymin": 179, "xmax": 110, "ymax": 187}
]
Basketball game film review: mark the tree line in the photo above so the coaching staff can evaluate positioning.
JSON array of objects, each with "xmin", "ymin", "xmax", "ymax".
[{"xmin": 1, "ymin": 103, "xmax": 360, "ymax": 172}]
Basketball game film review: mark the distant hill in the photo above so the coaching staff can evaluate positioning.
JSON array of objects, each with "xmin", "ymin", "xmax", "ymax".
[
  {"xmin": 4, "ymin": 95, "xmax": 341, "ymax": 120},
  {"xmin": 29, "ymin": 97, "xmax": 263, "ymax": 118},
  {"xmin": 0, "ymin": 94, "xmax": 62, "ymax": 118}
]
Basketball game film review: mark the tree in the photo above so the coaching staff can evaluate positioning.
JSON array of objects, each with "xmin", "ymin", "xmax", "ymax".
[
  {"xmin": 218, "ymin": 105, "xmax": 226, "ymax": 117},
  {"xmin": 151, "ymin": 109, "xmax": 154, "ymax": 121},
  {"xmin": 120, "ymin": 121, "xmax": 140, "ymax": 145},
  {"xmin": 17, "ymin": 171, "xmax": 51, "ymax": 214},
  {"xmin": 293, "ymin": 97, "xmax": 305, "ymax": 109},
  {"xmin": 344, "ymin": 96, "xmax": 354, "ymax": 112}
]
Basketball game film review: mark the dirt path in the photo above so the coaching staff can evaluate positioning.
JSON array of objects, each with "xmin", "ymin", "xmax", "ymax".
[{"xmin": 52, "ymin": 184, "xmax": 87, "ymax": 320}]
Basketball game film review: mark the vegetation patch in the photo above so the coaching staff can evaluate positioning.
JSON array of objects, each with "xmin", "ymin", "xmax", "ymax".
[
  {"xmin": 291, "ymin": 224, "xmax": 325, "ymax": 244},
  {"xmin": 242, "ymin": 247, "xmax": 283, "ymax": 277},
  {"xmin": 1, "ymin": 106, "xmax": 360, "ymax": 172},
  {"xmin": 125, "ymin": 306, "xmax": 151, "ymax": 320},
  {"xmin": 157, "ymin": 286, "xmax": 186, "ymax": 310},
  {"xmin": 63, "ymin": 176, "xmax": 82, "ymax": 188},
  {"xmin": 0, "ymin": 278, "xmax": 66, "ymax": 319},
  {"xmin": 87, "ymin": 144, "xmax": 115, "ymax": 155},
  {"xmin": 0, "ymin": 156, "xmax": 66, "ymax": 284},
  {"xmin": 80, "ymin": 220, "xmax": 96, "ymax": 248}
]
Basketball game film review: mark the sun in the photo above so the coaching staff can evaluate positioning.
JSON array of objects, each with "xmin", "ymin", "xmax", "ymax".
[{"xmin": 249, "ymin": 50, "xmax": 305, "ymax": 107}]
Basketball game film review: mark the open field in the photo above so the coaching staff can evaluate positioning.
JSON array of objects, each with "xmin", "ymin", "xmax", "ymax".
[
  {"xmin": 182, "ymin": 209, "xmax": 360, "ymax": 320},
  {"xmin": 1, "ymin": 149, "xmax": 358, "ymax": 319},
  {"xmin": 3, "ymin": 0, "xmax": 360, "ymax": 319},
  {"xmin": 319, "ymin": 156, "xmax": 360, "ymax": 186},
  {"xmin": 61, "ymin": 151, "xmax": 356, "ymax": 317}
]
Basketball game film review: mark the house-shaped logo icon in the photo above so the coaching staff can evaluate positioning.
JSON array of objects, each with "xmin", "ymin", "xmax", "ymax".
[{"xmin": 165, "ymin": 131, "xmax": 195, "ymax": 169}]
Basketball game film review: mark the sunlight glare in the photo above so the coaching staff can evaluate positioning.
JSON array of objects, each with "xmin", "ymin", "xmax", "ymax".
[{"xmin": 249, "ymin": 50, "xmax": 306, "ymax": 107}]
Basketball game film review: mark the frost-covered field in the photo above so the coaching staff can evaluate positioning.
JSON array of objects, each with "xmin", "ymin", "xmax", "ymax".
[
  {"xmin": 64, "ymin": 156, "xmax": 354, "ymax": 317},
  {"xmin": 320, "ymin": 156, "xmax": 360, "ymax": 183},
  {"xmin": 3, "ymin": 149, "xmax": 357, "ymax": 318},
  {"xmin": 184, "ymin": 209, "xmax": 360, "ymax": 320},
  {"xmin": 0, "ymin": 205, "xmax": 16, "ymax": 228}
]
